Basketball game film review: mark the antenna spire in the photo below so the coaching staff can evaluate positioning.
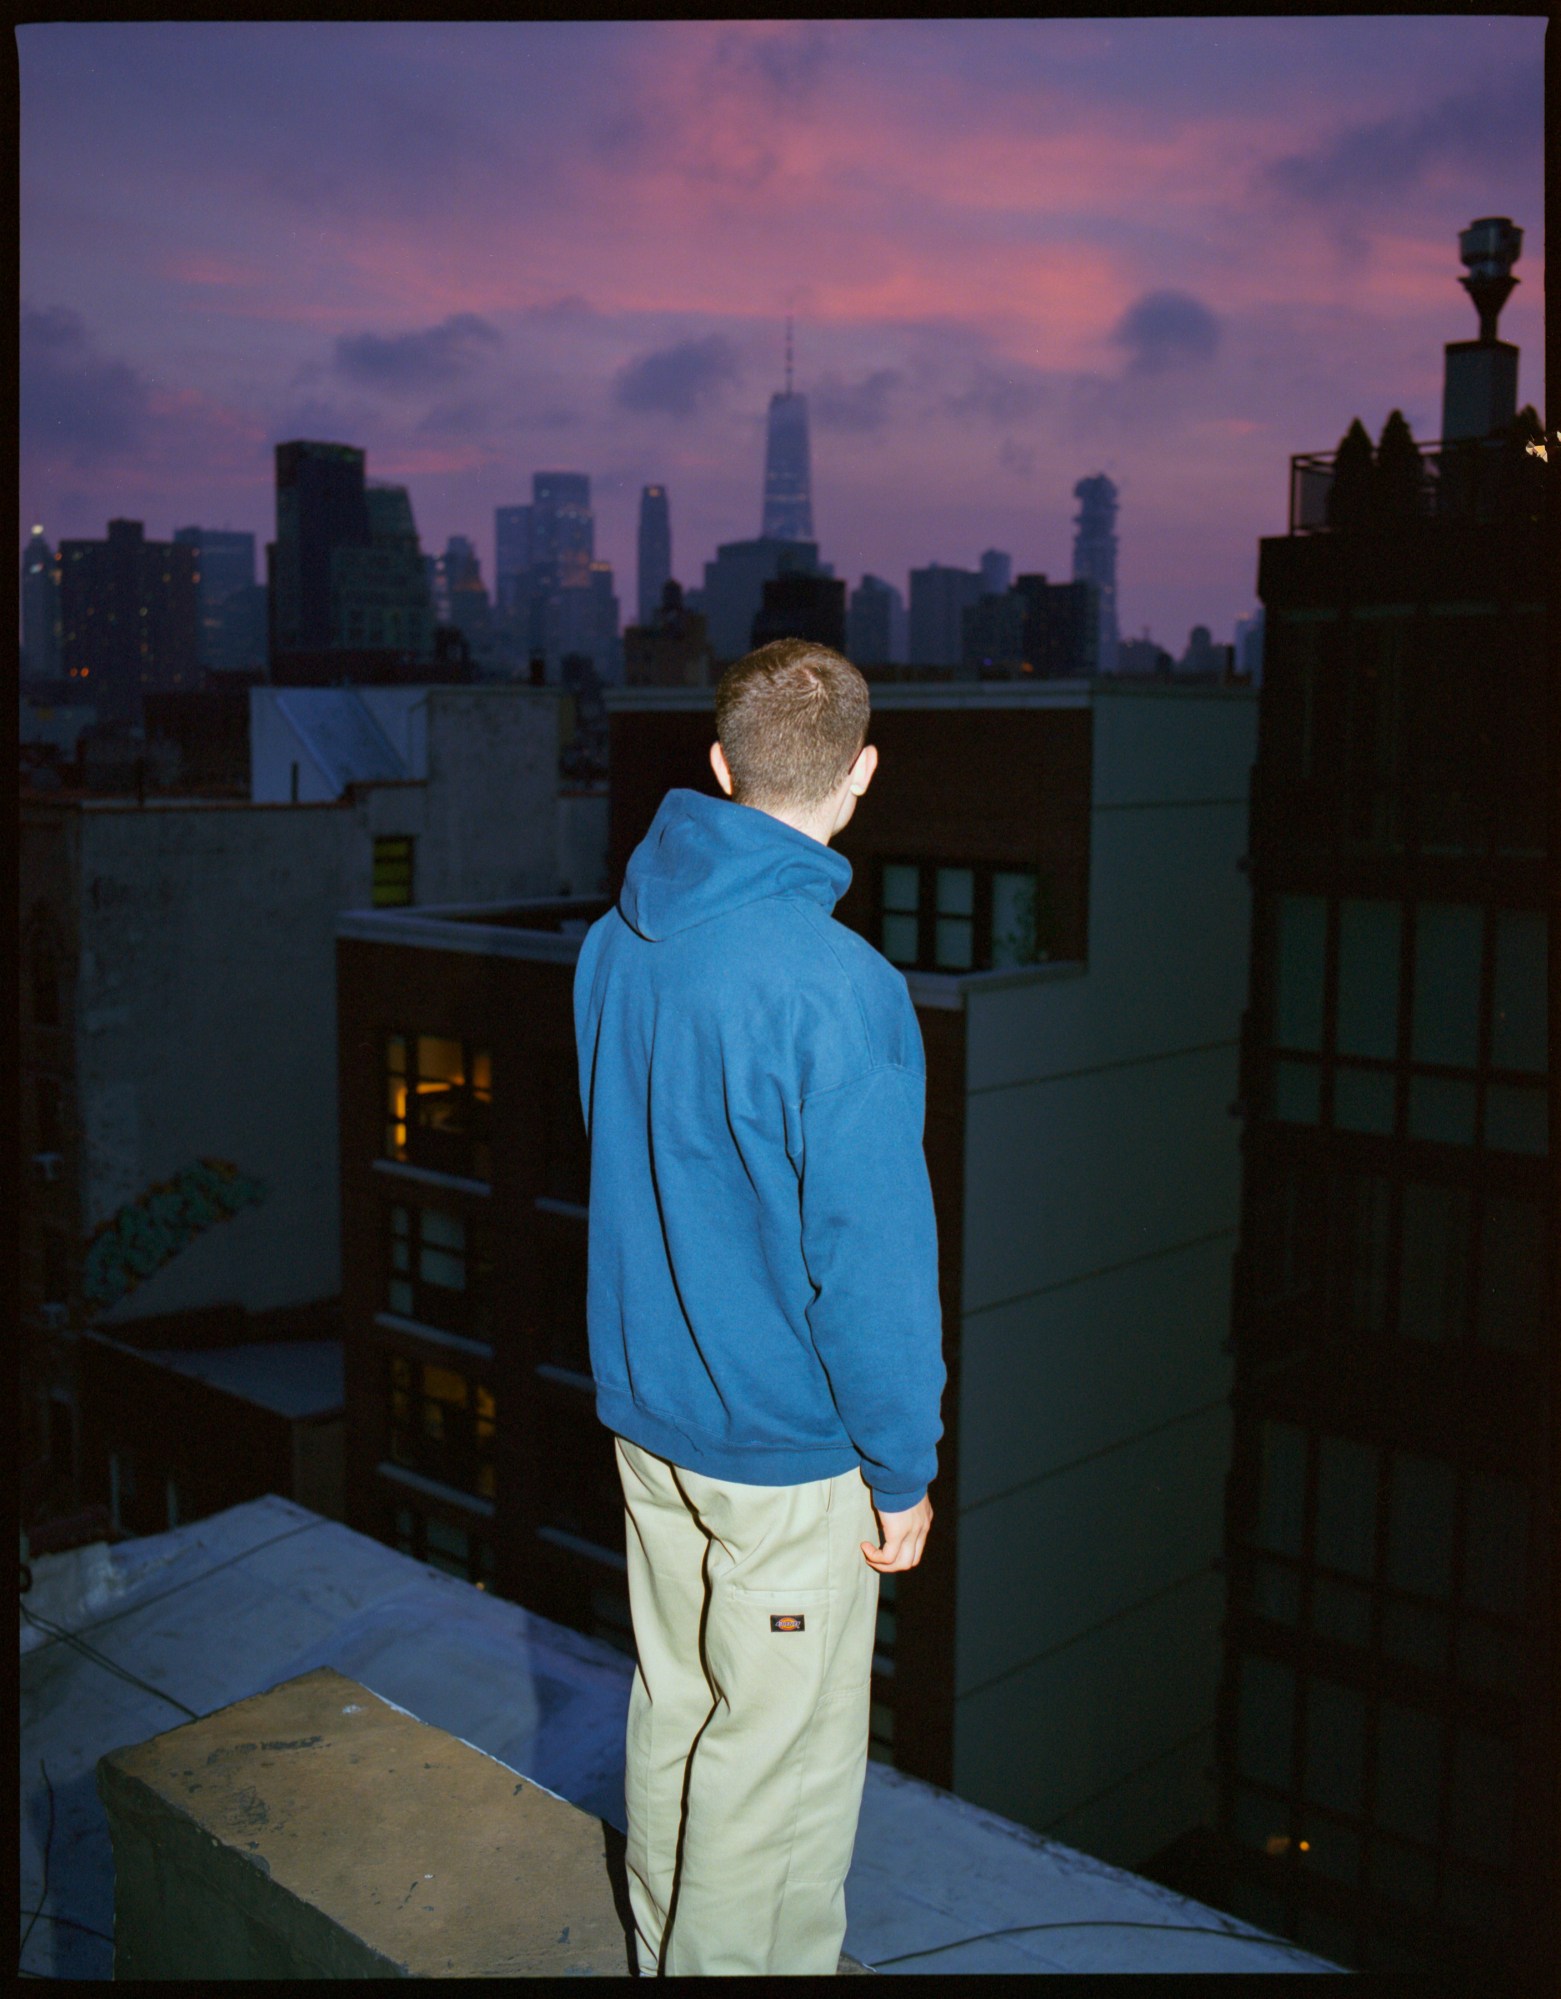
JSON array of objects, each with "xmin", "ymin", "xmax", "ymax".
[{"xmin": 785, "ymin": 315, "xmax": 793, "ymax": 397}]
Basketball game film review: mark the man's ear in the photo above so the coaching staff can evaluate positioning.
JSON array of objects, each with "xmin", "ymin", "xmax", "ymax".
[
  {"xmin": 709, "ymin": 740, "xmax": 735, "ymax": 797},
  {"xmin": 849, "ymin": 743, "xmax": 879, "ymax": 796}
]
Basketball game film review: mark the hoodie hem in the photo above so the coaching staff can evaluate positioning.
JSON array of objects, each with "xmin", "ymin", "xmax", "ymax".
[{"xmin": 596, "ymin": 1385, "xmax": 865, "ymax": 1490}]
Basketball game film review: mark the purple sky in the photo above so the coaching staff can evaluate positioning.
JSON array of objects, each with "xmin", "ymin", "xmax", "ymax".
[{"xmin": 19, "ymin": 18, "xmax": 1545, "ymax": 650}]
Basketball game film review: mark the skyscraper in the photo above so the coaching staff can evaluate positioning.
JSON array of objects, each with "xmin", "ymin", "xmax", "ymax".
[
  {"xmin": 172, "ymin": 527, "xmax": 256, "ymax": 672},
  {"xmin": 22, "ymin": 525, "xmax": 60, "ymax": 682},
  {"xmin": 637, "ymin": 486, "xmax": 672, "ymax": 628},
  {"xmin": 57, "ymin": 519, "xmax": 199, "ymax": 724},
  {"xmin": 908, "ymin": 563, "xmax": 982, "ymax": 668},
  {"xmin": 1073, "ymin": 474, "xmax": 1120, "ymax": 675},
  {"xmin": 494, "ymin": 505, "xmax": 533, "ymax": 617},
  {"xmin": 270, "ymin": 440, "xmax": 372, "ymax": 655},
  {"xmin": 980, "ymin": 549, "xmax": 1013, "ymax": 597},
  {"xmin": 531, "ymin": 473, "xmax": 593, "ymax": 587},
  {"xmin": 847, "ymin": 575, "xmax": 906, "ymax": 666},
  {"xmin": 760, "ymin": 320, "xmax": 815, "ymax": 542},
  {"xmin": 702, "ymin": 537, "xmax": 821, "ymax": 664},
  {"xmin": 1212, "ymin": 218, "xmax": 1548, "ymax": 1982}
]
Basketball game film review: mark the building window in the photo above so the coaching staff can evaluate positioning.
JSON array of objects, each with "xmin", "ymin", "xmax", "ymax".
[
  {"xmin": 1410, "ymin": 904, "xmax": 1482, "ymax": 1070},
  {"xmin": 391, "ymin": 1502, "xmax": 496, "ymax": 1588},
  {"xmin": 386, "ymin": 1032, "xmax": 492, "ymax": 1181},
  {"xmin": 373, "ymin": 835, "xmax": 415, "ymax": 908},
  {"xmin": 876, "ymin": 860, "xmax": 1050, "ymax": 972},
  {"xmin": 386, "ymin": 1203, "xmax": 492, "ymax": 1338},
  {"xmin": 388, "ymin": 1355, "xmax": 496, "ymax": 1500},
  {"xmin": 1335, "ymin": 898, "xmax": 1401, "ymax": 1062},
  {"xmin": 1272, "ymin": 893, "xmax": 1327, "ymax": 1051}
]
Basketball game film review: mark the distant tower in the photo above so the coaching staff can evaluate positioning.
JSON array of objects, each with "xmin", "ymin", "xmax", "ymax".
[
  {"xmin": 637, "ymin": 486, "xmax": 672, "ymax": 627},
  {"xmin": 1441, "ymin": 216, "xmax": 1522, "ymax": 442},
  {"xmin": 21, "ymin": 525, "xmax": 60, "ymax": 681},
  {"xmin": 979, "ymin": 548, "xmax": 1012, "ymax": 597},
  {"xmin": 1072, "ymin": 474, "xmax": 1120, "ymax": 675},
  {"xmin": 761, "ymin": 317, "xmax": 815, "ymax": 541}
]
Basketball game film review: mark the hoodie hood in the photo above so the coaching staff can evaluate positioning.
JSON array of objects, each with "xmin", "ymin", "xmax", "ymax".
[{"xmin": 618, "ymin": 787, "xmax": 852, "ymax": 942}]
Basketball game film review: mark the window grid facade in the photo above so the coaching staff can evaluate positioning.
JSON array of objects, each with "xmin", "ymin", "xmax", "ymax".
[
  {"xmin": 876, "ymin": 858, "xmax": 1050, "ymax": 974},
  {"xmin": 1219, "ymin": 534, "xmax": 1550, "ymax": 1980}
]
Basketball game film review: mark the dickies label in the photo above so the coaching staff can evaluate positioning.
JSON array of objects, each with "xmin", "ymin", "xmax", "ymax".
[{"xmin": 770, "ymin": 1614, "xmax": 805, "ymax": 1633}]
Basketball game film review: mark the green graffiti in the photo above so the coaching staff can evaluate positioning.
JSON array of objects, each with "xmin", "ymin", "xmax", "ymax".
[{"xmin": 82, "ymin": 1158, "xmax": 267, "ymax": 1308}]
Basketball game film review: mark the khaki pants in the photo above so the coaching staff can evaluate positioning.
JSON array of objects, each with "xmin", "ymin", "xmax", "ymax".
[{"xmin": 614, "ymin": 1436, "xmax": 880, "ymax": 1976}]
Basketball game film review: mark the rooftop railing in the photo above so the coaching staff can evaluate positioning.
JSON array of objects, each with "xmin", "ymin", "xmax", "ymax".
[{"xmin": 1287, "ymin": 434, "xmax": 1545, "ymax": 536}]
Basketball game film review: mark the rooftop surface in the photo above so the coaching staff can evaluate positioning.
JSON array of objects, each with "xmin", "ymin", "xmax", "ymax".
[
  {"xmin": 78, "ymin": 1332, "xmax": 345, "ymax": 1420},
  {"xmin": 20, "ymin": 1495, "xmax": 1336, "ymax": 1977}
]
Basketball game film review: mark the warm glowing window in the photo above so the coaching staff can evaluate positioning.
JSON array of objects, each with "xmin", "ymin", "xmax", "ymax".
[
  {"xmin": 387, "ymin": 1353, "xmax": 496, "ymax": 1500},
  {"xmin": 373, "ymin": 836, "xmax": 415, "ymax": 907},
  {"xmin": 384, "ymin": 1031, "xmax": 492, "ymax": 1181}
]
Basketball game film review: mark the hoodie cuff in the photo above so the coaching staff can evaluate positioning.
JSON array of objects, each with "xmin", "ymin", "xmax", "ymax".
[{"xmin": 869, "ymin": 1484, "xmax": 927, "ymax": 1513}]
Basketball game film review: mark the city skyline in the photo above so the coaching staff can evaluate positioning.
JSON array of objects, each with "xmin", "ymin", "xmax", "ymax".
[{"xmin": 19, "ymin": 19, "xmax": 1545, "ymax": 650}]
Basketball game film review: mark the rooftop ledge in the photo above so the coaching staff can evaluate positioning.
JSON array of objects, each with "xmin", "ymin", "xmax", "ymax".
[
  {"xmin": 99, "ymin": 1665, "xmax": 869, "ymax": 1976},
  {"xmin": 336, "ymin": 899, "xmax": 1087, "ymax": 1001},
  {"xmin": 604, "ymin": 679, "xmax": 1252, "ymax": 712}
]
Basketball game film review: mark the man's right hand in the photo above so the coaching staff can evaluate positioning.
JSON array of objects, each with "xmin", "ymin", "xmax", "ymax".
[{"xmin": 862, "ymin": 1495, "xmax": 933, "ymax": 1572}]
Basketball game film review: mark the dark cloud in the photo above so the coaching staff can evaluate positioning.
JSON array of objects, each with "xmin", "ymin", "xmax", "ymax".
[
  {"xmin": 1264, "ymin": 66, "xmax": 1540, "ymax": 206},
  {"xmin": 613, "ymin": 335, "xmax": 740, "ymax": 417},
  {"xmin": 334, "ymin": 314, "xmax": 502, "ymax": 394},
  {"xmin": 742, "ymin": 24, "xmax": 831, "ymax": 102},
  {"xmin": 1111, "ymin": 291, "xmax": 1220, "ymax": 375},
  {"xmin": 21, "ymin": 304, "xmax": 151, "ymax": 461},
  {"xmin": 999, "ymin": 438, "xmax": 1036, "ymax": 478},
  {"xmin": 809, "ymin": 369, "xmax": 900, "ymax": 435},
  {"xmin": 944, "ymin": 363, "xmax": 1050, "ymax": 427}
]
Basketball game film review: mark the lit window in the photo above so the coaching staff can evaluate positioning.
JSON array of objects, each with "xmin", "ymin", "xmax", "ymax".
[
  {"xmin": 373, "ymin": 836, "xmax": 415, "ymax": 908},
  {"xmin": 384, "ymin": 1031, "xmax": 492, "ymax": 1181},
  {"xmin": 387, "ymin": 1352, "xmax": 496, "ymax": 1501}
]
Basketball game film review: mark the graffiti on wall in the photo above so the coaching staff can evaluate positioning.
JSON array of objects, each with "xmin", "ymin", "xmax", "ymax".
[{"xmin": 82, "ymin": 1158, "xmax": 268, "ymax": 1309}]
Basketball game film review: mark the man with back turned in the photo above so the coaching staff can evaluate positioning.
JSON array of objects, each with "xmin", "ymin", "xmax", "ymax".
[{"xmin": 573, "ymin": 637, "xmax": 946, "ymax": 1975}]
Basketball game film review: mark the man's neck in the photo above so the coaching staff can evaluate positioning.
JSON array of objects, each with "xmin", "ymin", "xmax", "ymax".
[{"xmin": 738, "ymin": 796, "xmax": 836, "ymax": 848}]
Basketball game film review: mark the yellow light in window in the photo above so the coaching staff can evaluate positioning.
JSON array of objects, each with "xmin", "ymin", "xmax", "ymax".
[{"xmin": 1298, "ymin": 1841, "xmax": 1310, "ymax": 1853}]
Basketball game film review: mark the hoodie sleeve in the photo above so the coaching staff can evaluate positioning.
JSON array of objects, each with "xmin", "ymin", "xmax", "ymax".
[{"xmin": 797, "ymin": 1061, "xmax": 946, "ymax": 1511}]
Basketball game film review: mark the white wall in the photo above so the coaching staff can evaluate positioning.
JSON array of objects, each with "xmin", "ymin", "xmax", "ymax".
[
  {"xmin": 74, "ymin": 803, "xmax": 363, "ymax": 1319},
  {"xmin": 952, "ymin": 684, "xmax": 1257, "ymax": 1868},
  {"xmin": 68, "ymin": 688, "xmax": 573, "ymax": 1327}
]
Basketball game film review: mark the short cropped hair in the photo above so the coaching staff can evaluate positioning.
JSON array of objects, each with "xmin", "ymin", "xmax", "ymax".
[{"xmin": 715, "ymin": 639, "xmax": 870, "ymax": 812}]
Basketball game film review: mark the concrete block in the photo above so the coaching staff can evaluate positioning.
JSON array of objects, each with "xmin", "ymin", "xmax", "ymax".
[
  {"xmin": 97, "ymin": 1665, "xmax": 636, "ymax": 1976},
  {"xmin": 98, "ymin": 1664, "xmax": 872, "ymax": 1976}
]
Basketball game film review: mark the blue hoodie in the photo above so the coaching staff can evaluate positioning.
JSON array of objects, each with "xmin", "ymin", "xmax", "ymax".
[{"xmin": 573, "ymin": 787, "xmax": 945, "ymax": 1510}]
